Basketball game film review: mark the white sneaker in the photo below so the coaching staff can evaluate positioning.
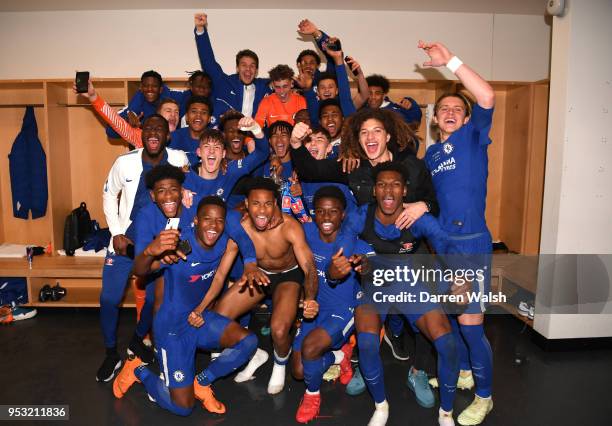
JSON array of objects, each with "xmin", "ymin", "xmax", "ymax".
[
  {"xmin": 235, "ymin": 348, "xmax": 269, "ymax": 383},
  {"xmin": 518, "ymin": 301, "xmax": 535, "ymax": 320},
  {"xmin": 527, "ymin": 306, "xmax": 534, "ymax": 320},
  {"xmin": 439, "ymin": 408, "xmax": 455, "ymax": 426},
  {"xmin": 11, "ymin": 306, "xmax": 37, "ymax": 321},
  {"xmin": 367, "ymin": 400, "xmax": 389, "ymax": 426},
  {"xmin": 267, "ymin": 362, "xmax": 286, "ymax": 394},
  {"xmin": 517, "ymin": 301, "xmax": 529, "ymax": 316}
]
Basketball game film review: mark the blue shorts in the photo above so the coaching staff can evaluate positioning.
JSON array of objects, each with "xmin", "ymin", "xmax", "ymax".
[
  {"xmin": 442, "ymin": 231, "xmax": 492, "ymax": 314},
  {"xmin": 154, "ymin": 310, "xmax": 231, "ymax": 389},
  {"xmin": 293, "ymin": 307, "xmax": 355, "ymax": 352}
]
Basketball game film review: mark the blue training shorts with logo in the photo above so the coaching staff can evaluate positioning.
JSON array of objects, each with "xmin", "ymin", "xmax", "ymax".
[
  {"xmin": 293, "ymin": 307, "xmax": 355, "ymax": 352},
  {"xmin": 155, "ymin": 310, "xmax": 231, "ymax": 389},
  {"xmin": 441, "ymin": 231, "xmax": 492, "ymax": 314}
]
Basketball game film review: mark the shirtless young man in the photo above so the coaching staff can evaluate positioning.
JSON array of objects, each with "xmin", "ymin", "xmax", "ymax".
[{"xmin": 211, "ymin": 177, "xmax": 319, "ymax": 394}]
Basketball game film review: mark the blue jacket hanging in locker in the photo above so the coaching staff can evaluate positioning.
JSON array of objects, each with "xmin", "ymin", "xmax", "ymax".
[{"xmin": 8, "ymin": 106, "xmax": 48, "ymax": 219}]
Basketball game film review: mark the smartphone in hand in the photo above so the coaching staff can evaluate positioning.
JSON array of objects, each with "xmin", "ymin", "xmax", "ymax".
[
  {"xmin": 326, "ymin": 39, "xmax": 342, "ymax": 51},
  {"xmin": 345, "ymin": 56, "xmax": 359, "ymax": 76},
  {"xmin": 165, "ymin": 218, "xmax": 180, "ymax": 230},
  {"xmin": 75, "ymin": 71, "xmax": 90, "ymax": 93}
]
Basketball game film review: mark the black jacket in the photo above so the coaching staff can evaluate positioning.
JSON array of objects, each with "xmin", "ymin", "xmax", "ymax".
[{"xmin": 290, "ymin": 144, "xmax": 439, "ymax": 215}]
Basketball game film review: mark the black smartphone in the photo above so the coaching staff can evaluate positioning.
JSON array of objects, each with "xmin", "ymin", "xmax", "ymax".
[
  {"xmin": 326, "ymin": 39, "xmax": 342, "ymax": 51},
  {"xmin": 177, "ymin": 239, "xmax": 192, "ymax": 256},
  {"xmin": 345, "ymin": 56, "xmax": 359, "ymax": 76},
  {"xmin": 126, "ymin": 244, "xmax": 135, "ymax": 259},
  {"xmin": 75, "ymin": 71, "xmax": 89, "ymax": 93}
]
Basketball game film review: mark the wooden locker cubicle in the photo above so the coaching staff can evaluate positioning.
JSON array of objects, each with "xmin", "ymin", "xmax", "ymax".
[
  {"xmin": 0, "ymin": 77, "xmax": 549, "ymax": 308},
  {"xmin": 0, "ymin": 79, "xmax": 131, "ymax": 307}
]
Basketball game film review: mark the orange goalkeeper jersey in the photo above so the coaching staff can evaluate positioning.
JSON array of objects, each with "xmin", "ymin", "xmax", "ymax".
[
  {"xmin": 91, "ymin": 95, "xmax": 142, "ymax": 147},
  {"xmin": 255, "ymin": 92, "xmax": 306, "ymax": 128}
]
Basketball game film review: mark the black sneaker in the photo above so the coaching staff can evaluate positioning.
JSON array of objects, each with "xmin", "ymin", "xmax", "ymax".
[
  {"xmin": 383, "ymin": 325, "xmax": 410, "ymax": 361},
  {"xmin": 127, "ymin": 334, "xmax": 154, "ymax": 364},
  {"xmin": 351, "ymin": 345, "xmax": 359, "ymax": 363},
  {"xmin": 96, "ymin": 352, "xmax": 122, "ymax": 382}
]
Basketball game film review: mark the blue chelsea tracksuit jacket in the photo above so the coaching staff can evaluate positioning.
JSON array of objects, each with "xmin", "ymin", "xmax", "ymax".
[{"xmin": 8, "ymin": 106, "xmax": 48, "ymax": 219}]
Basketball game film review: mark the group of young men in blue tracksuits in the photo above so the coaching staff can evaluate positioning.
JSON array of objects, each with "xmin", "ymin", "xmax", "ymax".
[{"xmin": 88, "ymin": 11, "xmax": 497, "ymax": 426}]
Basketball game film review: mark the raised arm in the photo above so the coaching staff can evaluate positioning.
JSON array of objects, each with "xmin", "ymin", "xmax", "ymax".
[
  {"xmin": 418, "ymin": 40, "xmax": 494, "ymax": 108},
  {"xmin": 297, "ymin": 19, "xmax": 324, "ymax": 45},
  {"xmin": 229, "ymin": 117, "xmax": 268, "ymax": 175},
  {"xmin": 323, "ymin": 41, "xmax": 356, "ymax": 117},
  {"xmin": 194, "ymin": 13, "xmax": 230, "ymax": 86},
  {"xmin": 297, "ymin": 19, "xmax": 335, "ymax": 75},
  {"xmin": 290, "ymin": 122, "xmax": 347, "ymax": 183},
  {"xmin": 345, "ymin": 56, "xmax": 370, "ymax": 109},
  {"xmin": 76, "ymin": 80, "xmax": 142, "ymax": 147}
]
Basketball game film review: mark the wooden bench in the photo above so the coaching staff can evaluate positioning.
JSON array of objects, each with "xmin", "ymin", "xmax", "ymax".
[
  {"xmin": 0, "ymin": 255, "xmax": 135, "ymax": 307},
  {"xmin": 491, "ymin": 253, "xmax": 538, "ymax": 327}
]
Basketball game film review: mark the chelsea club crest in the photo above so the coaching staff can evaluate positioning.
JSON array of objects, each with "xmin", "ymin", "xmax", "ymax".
[
  {"xmin": 443, "ymin": 142, "xmax": 454, "ymax": 155},
  {"xmin": 173, "ymin": 370, "xmax": 185, "ymax": 383}
]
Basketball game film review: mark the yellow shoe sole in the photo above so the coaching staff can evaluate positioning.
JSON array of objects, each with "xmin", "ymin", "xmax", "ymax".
[{"xmin": 457, "ymin": 397, "xmax": 493, "ymax": 426}]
